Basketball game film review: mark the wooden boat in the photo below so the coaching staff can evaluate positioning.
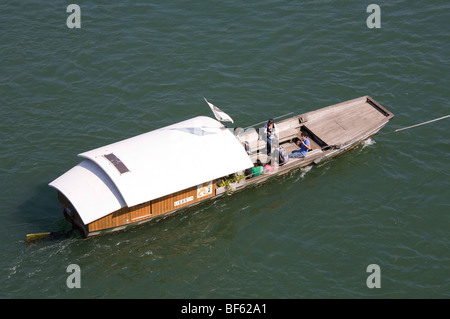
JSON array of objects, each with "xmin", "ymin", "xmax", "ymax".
[{"xmin": 48, "ymin": 96, "xmax": 394, "ymax": 238}]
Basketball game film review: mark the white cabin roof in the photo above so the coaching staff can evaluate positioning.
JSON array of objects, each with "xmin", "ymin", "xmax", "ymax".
[
  {"xmin": 49, "ymin": 160, "xmax": 126, "ymax": 224},
  {"xmin": 49, "ymin": 116, "xmax": 253, "ymax": 225}
]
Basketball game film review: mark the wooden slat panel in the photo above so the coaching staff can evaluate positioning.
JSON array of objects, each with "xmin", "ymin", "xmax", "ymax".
[
  {"xmin": 152, "ymin": 186, "xmax": 197, "ymax": 216},
  {"xmin": 152, "ymin": 181, "xmax": 215, "ymax": 216},
  {"xmin": 304, "ymin": 98, "xmax": 388, "ymax": 146},
  {"xmin": 130, "ymin": 203, "xmax": 152, "ymax": 222},
  {"xmin": 88, "ymin": 204, "xmax": 154, "ymax": 232},
  {"xmin": 88, "ymin": 207, "xmax": 129, "ymax": 232},
  {"xmin": 112, "ymin": 207, "xmax": 130, "ymax": 227},
  {"xmin": 88, "ymin": 181, "xmax": 216, "ymax": 232}
]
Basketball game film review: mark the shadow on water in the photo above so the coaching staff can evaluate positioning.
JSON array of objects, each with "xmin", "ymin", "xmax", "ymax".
[{"xmin": 18, "ymin": 182, "xmax": 77, "ymax": 245}]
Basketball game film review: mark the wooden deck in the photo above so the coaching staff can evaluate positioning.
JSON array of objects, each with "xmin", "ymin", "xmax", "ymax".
[
  {"xmin": 231, "ymin": 96, "xmax": 394, "ymax": 189},
  {"xmin": 303, "ymin": 96, "xmax": 391, "ymax": 147}
]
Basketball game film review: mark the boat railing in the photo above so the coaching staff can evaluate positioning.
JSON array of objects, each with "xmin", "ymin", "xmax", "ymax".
[{"xmin": 243, "ymin": 112, "xmax": 294, "ymax": 130}]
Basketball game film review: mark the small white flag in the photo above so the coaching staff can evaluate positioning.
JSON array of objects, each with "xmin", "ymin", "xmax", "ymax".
[{"xmin": 204, "ymin": 97, "xmax": 234, "ymax": 123}]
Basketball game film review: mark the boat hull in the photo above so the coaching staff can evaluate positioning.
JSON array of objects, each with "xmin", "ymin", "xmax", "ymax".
[{"xmin": 54, "ymin": 95, "xmax": 394, "ymax": 238}]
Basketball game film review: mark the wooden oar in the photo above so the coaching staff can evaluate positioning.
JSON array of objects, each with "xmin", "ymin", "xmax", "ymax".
[{"xmin": 25, "ymin": 230, "xmax": 71, "ymax": 244}]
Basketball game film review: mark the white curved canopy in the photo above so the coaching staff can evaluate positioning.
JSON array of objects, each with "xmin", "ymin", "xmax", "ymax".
[
  {"xmin": 49, "ymin": 116, "xmax": 253, "ymax": 224},
  {"xmin": 49, "ymin": 159, "xmax": 126, "ymax": 224}
]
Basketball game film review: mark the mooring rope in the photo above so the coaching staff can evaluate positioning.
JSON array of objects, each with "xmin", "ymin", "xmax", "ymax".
[
  {"xmin": 394, "ymin": 114, "xmax": 450, "ymax": 132},
  {"xmin": 379, "ymin": 114, "xmax": 450, "ymax": 136}
]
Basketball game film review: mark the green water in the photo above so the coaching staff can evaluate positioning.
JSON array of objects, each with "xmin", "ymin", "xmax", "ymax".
[{"xmin": 1, "ymin": 1, "xmax": 449, "ymax": 299}]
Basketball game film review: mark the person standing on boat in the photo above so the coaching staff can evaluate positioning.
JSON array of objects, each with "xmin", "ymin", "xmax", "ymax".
[
  {"xmin": 234, "ymin": 127, "xmax": 251, "ymax": 154},
  {"xmin": 289, "ymin": 133, "xmax": 311, "ymax": 158},
  {"xmin": 264, "ymin": 119, "xmax": 278, "ymax": 156}
]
